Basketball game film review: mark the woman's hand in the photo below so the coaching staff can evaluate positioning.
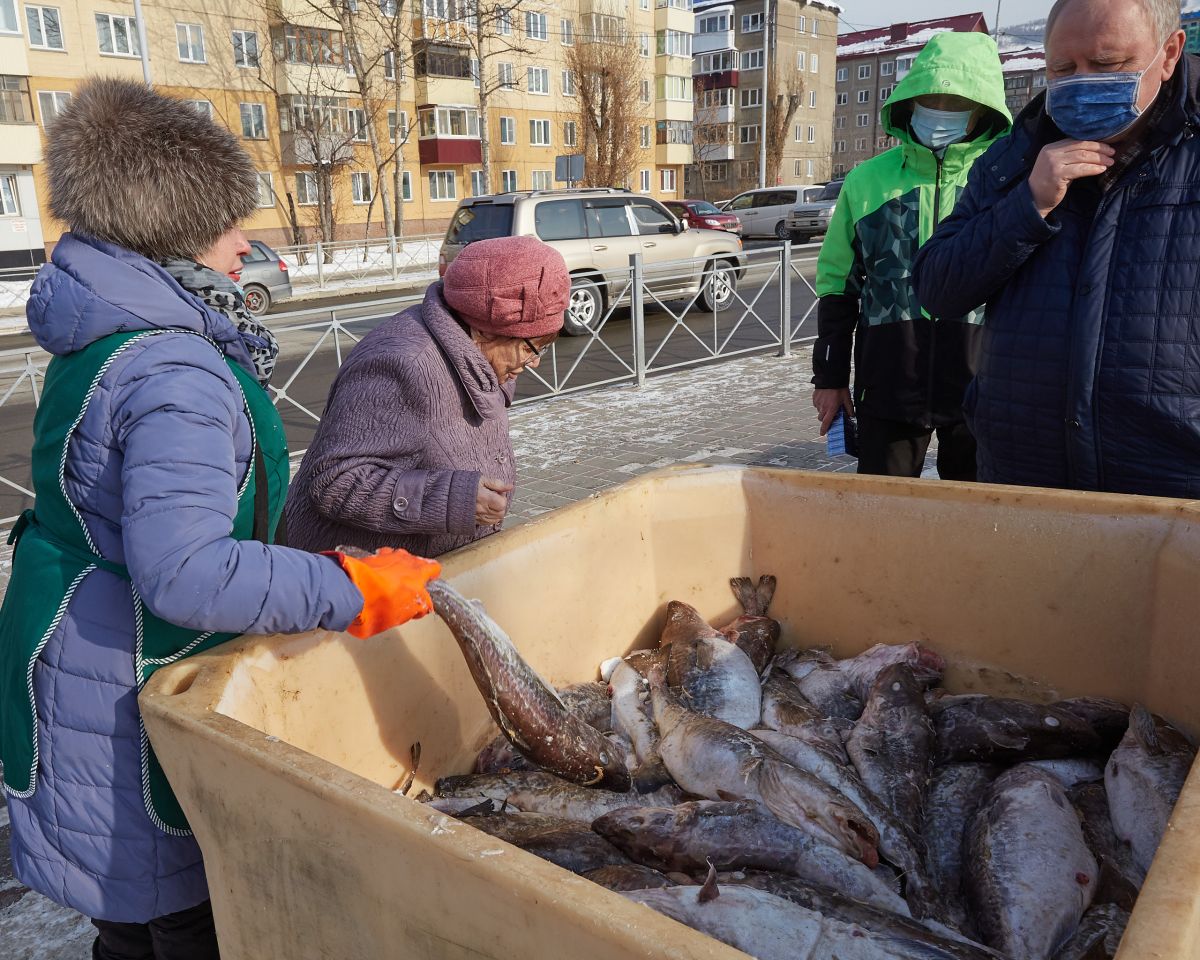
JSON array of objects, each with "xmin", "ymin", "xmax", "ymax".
[{"xmin": 476, "ymin": 476, "xmax": 514, "ymax": 526}]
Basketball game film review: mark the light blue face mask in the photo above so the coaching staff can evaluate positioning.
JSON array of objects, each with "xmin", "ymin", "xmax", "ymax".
[
  {"xmin": 1047, "ymin": 49, "xmax": 1163, "ymax": 141},
  {"xmin": 910, "ymin": 103, "xmax": 974, "ymax": 150}
]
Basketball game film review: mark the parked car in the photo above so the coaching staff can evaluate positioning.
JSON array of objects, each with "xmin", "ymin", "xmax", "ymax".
[
  {"xmin": 438, "ymin": 188, "xmax": 744, "ymax": 336},
  {"xmin": 786, "ymin": 180, "xmax": 845, "ymax": 244},
  {"xmin": 238, "ymin": 240, "xmax": 292, "ymax": 316},
  {"xmin": 721, "ymin": 186, "xmax": 823, "ymax": 240},
  {"xmin": 663, "ymin": 199, "xmax": 743, "ymax": 235}
]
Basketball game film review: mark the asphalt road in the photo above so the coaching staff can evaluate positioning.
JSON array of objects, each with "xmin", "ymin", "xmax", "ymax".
[{"xmin": 0, "ymin": 241, "xmax": 819, "ymax": 521}]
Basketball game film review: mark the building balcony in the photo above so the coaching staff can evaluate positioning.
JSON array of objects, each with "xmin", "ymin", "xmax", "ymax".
[
  {"xmin": 692, "ymin": 30, "xmax": 734, "ymax": 55},
  {"xmin": 412, "ymin": 16, "xmax": 473, "ymax": 44},
  {"xmin": 656, "ymin": 53, "xmax": 693, "ymax": 75},
  {"xmin": 695, "ymin": 142, "xmax": 735, "ymax": 161},
  {"xmin": 1, "ymin": 123, "xmax": 41, "ymax": 165},
  {"xmin": 656, "ymin": 142, "xmax": 692, "ymax": 165},
  {"xmin": 417, "ymin": 136, "xmax": 482, "ymax": 165},
  {"xmin": 278, "ymin": 131, "xmax": 356, "ymax": 167},
  {"xmin": 695, "ymin": 70, "xmax": 737, "ymax": 91},
  {"xmin": 655, "ymin": 99, "xmax": 692, "ymax": 122},
  {"xmin": 0, "ymin": 37, "xmax": 30, "ymax": 77},
  {"xmin": 654, "ymin": 0, "xmax": 694, "ymax": 33}
]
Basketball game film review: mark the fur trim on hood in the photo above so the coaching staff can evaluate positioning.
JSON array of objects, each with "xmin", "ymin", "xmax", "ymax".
[{"xmin": 46, "ymin": 77, "xmax": 258, "ymax": 260}]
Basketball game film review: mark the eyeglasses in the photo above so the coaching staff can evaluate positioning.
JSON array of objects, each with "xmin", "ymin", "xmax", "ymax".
[{"xmin": 522, "ymin": 338, "xmax": 551, "ymax": 360}]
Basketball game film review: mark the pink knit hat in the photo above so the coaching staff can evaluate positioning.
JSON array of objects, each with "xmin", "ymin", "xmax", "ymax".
[{"xmin": 443, "ymin": 236, "xmax": 569, "ymax": 338}]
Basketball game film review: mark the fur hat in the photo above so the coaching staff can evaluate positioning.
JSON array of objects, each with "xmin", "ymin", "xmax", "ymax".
[
  {"xmin": 443, "ymin": 236, "xmax": 569, "ymax": 339},
  {"xmin": 46, "ymin": 77, "xmax": 258, "ymax": 260}
]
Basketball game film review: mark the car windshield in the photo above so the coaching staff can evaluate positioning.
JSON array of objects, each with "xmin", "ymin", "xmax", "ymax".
[
  {"xmin": 690, "ymin": 202, "xmax": 721, "ymax": 215},
  {"xmin": 819, "ymin": 182, "xmax": 843, "ymax": 202},
  {"xmin": 446, "ymin": 203, "xmax": 515, "ymax": 245}
]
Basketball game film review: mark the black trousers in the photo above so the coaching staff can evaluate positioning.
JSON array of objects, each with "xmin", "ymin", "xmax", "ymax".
[
  {"xmin": 92, "ymin": 900, "xmax": 220, "ymax": 960},
  {"xmin": 855, "ymin": 416, "xmax": 977, "ymax": 481}
]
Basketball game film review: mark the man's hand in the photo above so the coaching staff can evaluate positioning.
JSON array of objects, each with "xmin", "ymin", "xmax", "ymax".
[
  {"xmin": 812, "ymin": 388, "xmax": 854, "ymax": 437},
  {"xmin": 476, "ymin": 476, "xmax": 513, "ymax": 526},
  {"xmin": 1028, "ymin": 139, "xmax": 1115, "ymax": 218}
]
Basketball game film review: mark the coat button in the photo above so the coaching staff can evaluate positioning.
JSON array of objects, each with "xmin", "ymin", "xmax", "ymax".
[
  {"xmin": 1080, "ymin": 283, "xmax": 1092, "ymax": 295},
  {"xmin": 395, "ymin": 496, "xmax": 409, "ymax": 510},
  {"xmin": 999, "ymin": 175, "xmax": 1007, "ymax": 182},
  {"xmin": 1068, "ymin": 419, "xmax": 1081, "ymax": 429}
]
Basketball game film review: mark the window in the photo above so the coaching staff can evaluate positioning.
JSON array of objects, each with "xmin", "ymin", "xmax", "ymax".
[
  {"xmin": 95, "ymin": 13, "xmax": 140, "ymax": 56},
  {"xmin": 184, "ymin": 99, "xmax": 212, "ymax": 119},
  {"xmin": 855, "ymin": 138, "xmax": 867, "ymax": 150},
  {"xmin": 798, "ymin": 15, "xmax": 805, "ymax": 31},
  {"xmin": 501, "ymin": 169, "xmax": 517, "ymax": 192},
  {"xmin": 352, "ymin": 171, "xmax": 372, "ymax": 204},
  {"xmin": 639, "ymin": 169, "xmax": 651, "ymax": 193},
  {"xmin": 856, "ymin": 113, "xmax": 869, "ymax": 127},
  {"xmin": 283, "ymin": 25, "xmax": 342, "ymax": 66},
  {"xmin": 525, "ymin": 11, "xmax": 547, "ymax": 40},
  {"xmin": 740, "ymin": 12, "xmax": 762, "ymax": 32},
  {"xmin": 880, "ymin": 85, "xmax": 893, "ymax": 101},
  {"xmin": 0, "ymin": 0, "xmax": 16, "ymax": 33},
  {"xmin": 655, "ymin": 75, "xmax": 690, "ymax": 101},
  {"xmin": 640, "ymin": 124, "xmax": 650, "ymax": 148},
  {"xmin": 811, "ymin": 53, "xmax": 818, "ymax": 73},
  {"xmin": 701, "ymin": 87, "xmax": 734, "ymax": 108},
  {"xmin": 656, "ymin": 119, "xmax": 691, "ymax": 144},
  {"xmin": 562, "ymin": 70, "xmax": 576, "ymax": 96},
  {"xmin": 470, "ymin": 170, "xmax": 486, "ymax": 196},
  {"xmin": 836, "ymin": 92, "xmax": 848, "ymax": 106},
  {"xmin": 564, "ymin": 120, "xmax": 577, "ymax": 147},
  {"xmin": 697, "ymin": 13, "xmax": 728, "ymax": 33},
  {"xmin": 836, "ymin": 67, "xmax": 848, "ymax": 82},
  {"xmin": 1, "ymin": 76, "xmax": 31, "ymax": 123},
  {"xmin": 37, "ymin": 90, "xmax": 70, "ymax": 125},
  {"xmin": 471, "ymin": 58, "xmax": 480, "ymax": 87},
  {"xmin": 296, "ymin": 172, "xmax": 318, "ymax": 205},
  {"xmin": 738, "ymin": 159, "xmax": 757, "ymax": 180},
  {"xmin": 531, "ymin": 169, "xmax": 552, "ymax": 190},
  {"xmin": 793, "ymin": 123, "xmax": 802, "ymax": 141},
  {"xmin": 560, "ymin": 18, "xmax": 573, "ymax": 44},
  {"xmin": 660, "ymin": 169, "xmax": 676, "ymax": 192},
  {"xmin": 835, "ymin": 139, "xmax": 845, "ymax": 153},
  {"xmin": 499, "ymin": 115, "xmax": 515, "ymax": 144},
  {"xmin": 807, "ymin": 125, "xmax": 816, "ymax": 143},
  {"xmin": 697, "ymin": 50, "xmax": 737, "ymax": 74},
  {"xmin": 381, "ymin": 0, "xmax": 397, "ymax": 15},
  {"xmin": 796, "ymin": 52, "xmax": 805, "ymax": 71},
  {"xmin": 530, "ymin": 118, "xmax": 550, "ymax": 145},
  {"xmin": 738, "ymin": 124, "xmax": 759, "ymax": 143},
  {"xmin": 896, "ymin": 55, "xmax": 915, "ymax": 75},
  {"xmin": 349, "ymin": 108, "xmax": 368, "ymax": 141},
  {"xmin": 534, "ymin": 199, "xmax": 586, "ymax": 240},
  {"xmin": 240, "ymin": 102, "xmax": 266, "ymax": 139},
  {"xmin": 812, "ymin": 18, "xmax": 818, "ymax": 36},
  {"xmin": 527, "ymin": 66, "xmax": 549, "ymax": 94},
  {"xmin": 418, "ymin": 106, "xmax": 479, "ymax": 137},
  {"xmin": 795, "ymin": 159, "xmax": 802, "ymax": 176},
  {"xmin": 809, "ymin": 91, "xmax": 817, "ymax": 109},
  {"xmin": 429, "ymin": 169, "xmax": 456, "ymax": 200},
  {"xmin": 640, "ymin": 79, "xmax": 651, "ymax": 103},
  {"xmin": 498, "ymin": 62, "xmax": 514, "ymax": 87},
  {"xmin": 857, "ymin": 89, "xmax": 871, "ymax": 103},
  {"xmin": 26, "ymin": 6, "xmax": 63, "ymax": 50},
  {"xmin": 401, "ymin": 170, "xmax": 412, "ymax": 200},
  {"xmin": 499, "ymin": 8, "xmax": 511, "ymax": 33},
  {"xmin": 702, "ymin": 162, "xmax": 727, "ymax": 181},
  {"xmin": 740, "ymin": 87, "xmax": 761, "ymax": 109},
  {"xmin": 639, "ymin": 32, "xmax": 650, "ymax": 57},
  {"xmin": 858, "ymin": 64, "xmax": 872, "ymax": 80},
  {"xmin": 742, "ymin": 49, "xmax": 763, "ymax": 70},
  {"xmin": 835, "ymin": 115, "xmax": 845, "ymax": 128},
  {"xmin": 657, "ymin": 29, "xmax": 691, "ymax": 57},
  {"xmin": 384, "ymin": 49, "xmax": 397, "ymax": 79},
  {"xmin": 881, "ymin": 60, "xmax": 895, "ymax": 76},
  {"xmin": 257, "ymin": 172, "xmax": 274, "ymax": 208},
  {"xmin": 1034, "ymin": 74, "xmax": 1047, "ymax": 88},
  {"xmin": 176, "ymin": 22, "xmax": 205, "ymax": 63},
  {"xmin": 0, "ymin": 174, "xmax": 19, "ymax": 215},
  {"xmin": 232, "ymin": 29, "xmax": 258, "ymax": 67},
  {"xmin": 807, "ymin": 158, "xmax": 814, "ymax": 176}
]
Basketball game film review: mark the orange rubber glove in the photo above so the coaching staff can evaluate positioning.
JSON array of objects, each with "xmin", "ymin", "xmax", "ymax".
[{"xmin": 325, "ymin": 548, "xmax": 442, "ymax": 639}]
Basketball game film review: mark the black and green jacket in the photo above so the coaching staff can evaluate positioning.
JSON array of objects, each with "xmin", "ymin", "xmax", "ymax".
[{"xmin": 812, "ymin": 32, "xmax": 1012, "ymax": 428}]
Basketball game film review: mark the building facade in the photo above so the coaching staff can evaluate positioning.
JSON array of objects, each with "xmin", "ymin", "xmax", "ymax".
[
  {"xmin": 1184, "ymin": 3, "xmax": 1200, "ymax": 53},
  {"xmin": 832, "ymin": 12, "xmax": 988, "ymax": 177},
  {"xmin": 0, "ymin": 0, "xmax": 695, "ymax": 261},
  {"xmin": 999, "ymin": 48, "xmax": 1046, "ymax": 117},
  {"xmin": 686, "ymin": 0, "xmax": 836, "ymax": 200}
]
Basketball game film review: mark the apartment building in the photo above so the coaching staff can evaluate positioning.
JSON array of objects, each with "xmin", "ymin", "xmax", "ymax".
[
  {"xmin": 833, "ymin": 12, "xmax": 988, "ymax": 177},
  {"xmin": 1000, "ymin": 48, "xmax": 1046, "ymax": 117},
  {"xmin": 1185, "ymin": 1, "xmax": 1200, "ymax": 53},
  {"xmin": 0, "ymin": 0, "xmax": 694, "ymax": 262},
  {"xmin": 687, "ymin": 0, "xmax": 836, "ymax": 200}
]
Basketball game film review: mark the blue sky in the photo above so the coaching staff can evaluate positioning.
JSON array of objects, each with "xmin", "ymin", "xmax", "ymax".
[{"xmin": 837, "ymin": 0, "xmax": 1050, "ymax": 35}]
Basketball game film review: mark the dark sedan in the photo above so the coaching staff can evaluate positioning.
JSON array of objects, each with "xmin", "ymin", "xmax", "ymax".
[{"xmin": 665, "ymin": 200, "xmax": 743, "ymax": 235}]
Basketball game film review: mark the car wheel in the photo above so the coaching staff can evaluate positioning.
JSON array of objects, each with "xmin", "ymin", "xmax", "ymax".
[
  {"xmin": 774, "ymin": 220, "xmax": 792, "ymax": 241},
  {"xmin": 243, "ymin": 284, "xmax": 271, "ymax": 316},
  {"xmin": 562, "ymin": 277, "xmax": 603, "ymax": 336},
  {"xmin": 701, "ymin": 260, "xmax": 737, "ymax": 313},
  {"xmin": 793, "ymin": 233, "xmax": 811, "ymax": 244}
]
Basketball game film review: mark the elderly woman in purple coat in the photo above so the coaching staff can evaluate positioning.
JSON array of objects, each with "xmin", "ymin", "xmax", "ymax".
[
  {"xmin": 284, "ymin": 235, "xmax": 568, "ymax": 557},
  {"xmin": 0, "ymin": 79, "xmax": 438, "ymax": 959}
]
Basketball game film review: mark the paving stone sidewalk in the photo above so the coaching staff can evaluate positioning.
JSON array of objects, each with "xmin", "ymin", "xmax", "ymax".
[{"xmin": 2, "ymin": 346, "xmax": 932, "ymax": 958}]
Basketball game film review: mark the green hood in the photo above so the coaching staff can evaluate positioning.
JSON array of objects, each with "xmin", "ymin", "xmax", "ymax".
[{"xmin": 882, "ymin": 31, "xmax": 1012, "ymax": 147}]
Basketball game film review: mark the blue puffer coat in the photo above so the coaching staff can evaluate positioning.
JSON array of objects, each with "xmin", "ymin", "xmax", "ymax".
[
  {"xmin": 3, "ymin": 234, "xmax": 363, "ymax": 923},
  {"xmin": 912, "ymin": 56, "xmax": 1200, "ymax": 496}
]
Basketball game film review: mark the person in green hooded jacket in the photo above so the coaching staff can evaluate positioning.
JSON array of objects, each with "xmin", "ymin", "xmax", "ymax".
[{"xmin": 811, "ymin": 32, "xmax": 1012, "ymax": 479}]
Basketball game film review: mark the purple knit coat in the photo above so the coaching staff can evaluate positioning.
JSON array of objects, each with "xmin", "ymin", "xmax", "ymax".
[{"xmin": 285, "ymin": 283, "xmax": 517, "ymax": 557}]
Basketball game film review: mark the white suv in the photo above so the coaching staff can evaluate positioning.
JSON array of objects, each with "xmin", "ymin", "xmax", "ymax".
[{"xmin": 439, "ymin": 188, "xmax": 744, "ymax": 335}]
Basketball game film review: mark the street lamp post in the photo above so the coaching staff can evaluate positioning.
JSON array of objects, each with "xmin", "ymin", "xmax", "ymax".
[
  {"xmin": 758, "ymin": 0, "xmax": 769, "ymax": 187},
  {"xmin": 131, "ymin": 0, "xmax": 152, "ymax": 84}
]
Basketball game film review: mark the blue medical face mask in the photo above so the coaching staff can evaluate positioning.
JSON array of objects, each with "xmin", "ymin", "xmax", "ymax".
[
  {"xmin": 910, "ymin": 103, "xmax": 974, "ymax": 150},
  {"xmin": 1047, "ymin": 49, "xmax": 1163, "ymax": 141}
]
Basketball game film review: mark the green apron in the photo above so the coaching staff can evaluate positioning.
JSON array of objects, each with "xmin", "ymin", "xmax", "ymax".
[{"xmin": 0, "ymin": 329, "xmax": 288, "ymax": 835}]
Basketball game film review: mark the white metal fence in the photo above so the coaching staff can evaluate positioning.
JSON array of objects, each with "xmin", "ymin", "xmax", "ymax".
[{"xmin": 0, "ymin": 243, "xmax": 818, "ymax": 543}]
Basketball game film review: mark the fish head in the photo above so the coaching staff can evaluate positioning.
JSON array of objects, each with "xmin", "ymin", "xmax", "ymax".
[
  {"xmin": 868, "ymin": 663, "xmax": 924, "ymax": 708},
  {"xmin": 593, "ymin": 806, "xmax": 674, "ymax": 847}
]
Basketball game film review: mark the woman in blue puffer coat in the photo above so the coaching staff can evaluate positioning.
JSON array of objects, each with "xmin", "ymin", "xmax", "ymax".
[{"xmin": 0, "ymin": 79, "xmax": 439, "ymax": 959}]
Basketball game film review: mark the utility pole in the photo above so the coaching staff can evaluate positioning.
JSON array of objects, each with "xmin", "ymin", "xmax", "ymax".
[
  {"xmin": 758, "ymin": 0, "xmax": 769, "ymax": 187},
  {"xmin": 993, "ymin": 0, "xmax": 1002, "ymax": 40},
  {"xmin": 132, "ymin": 0, "xmax": 152, "ymax": 84}
]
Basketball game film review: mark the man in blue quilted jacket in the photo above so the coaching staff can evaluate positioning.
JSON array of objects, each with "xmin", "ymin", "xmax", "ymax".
[{"xmin": 913, "ymin": 0, "xmax": 1200, "ymax": 497}]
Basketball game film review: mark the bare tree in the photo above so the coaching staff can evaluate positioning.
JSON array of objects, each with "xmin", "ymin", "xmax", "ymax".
[
  {"xmin": 690, "ymin": 99, "xmax": 734, "ymax": 201},
  {"xmin": 764, "ymin": 72, "xmax": 804, "ymax": 187},
  {"xmin": 567, "ymin": 26, "xmax": 642, "ymax": 189}
]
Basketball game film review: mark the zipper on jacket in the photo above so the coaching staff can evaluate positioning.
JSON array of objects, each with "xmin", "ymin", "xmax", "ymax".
[{"xmin": 924, "ymin": 156, "xmax": 943, "ymax": 430}]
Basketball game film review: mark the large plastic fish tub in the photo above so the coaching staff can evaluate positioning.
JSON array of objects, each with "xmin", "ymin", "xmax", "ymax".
[{"xmin": 140, "ymin": 465, "xmax": 1200, "ymax": 959}]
